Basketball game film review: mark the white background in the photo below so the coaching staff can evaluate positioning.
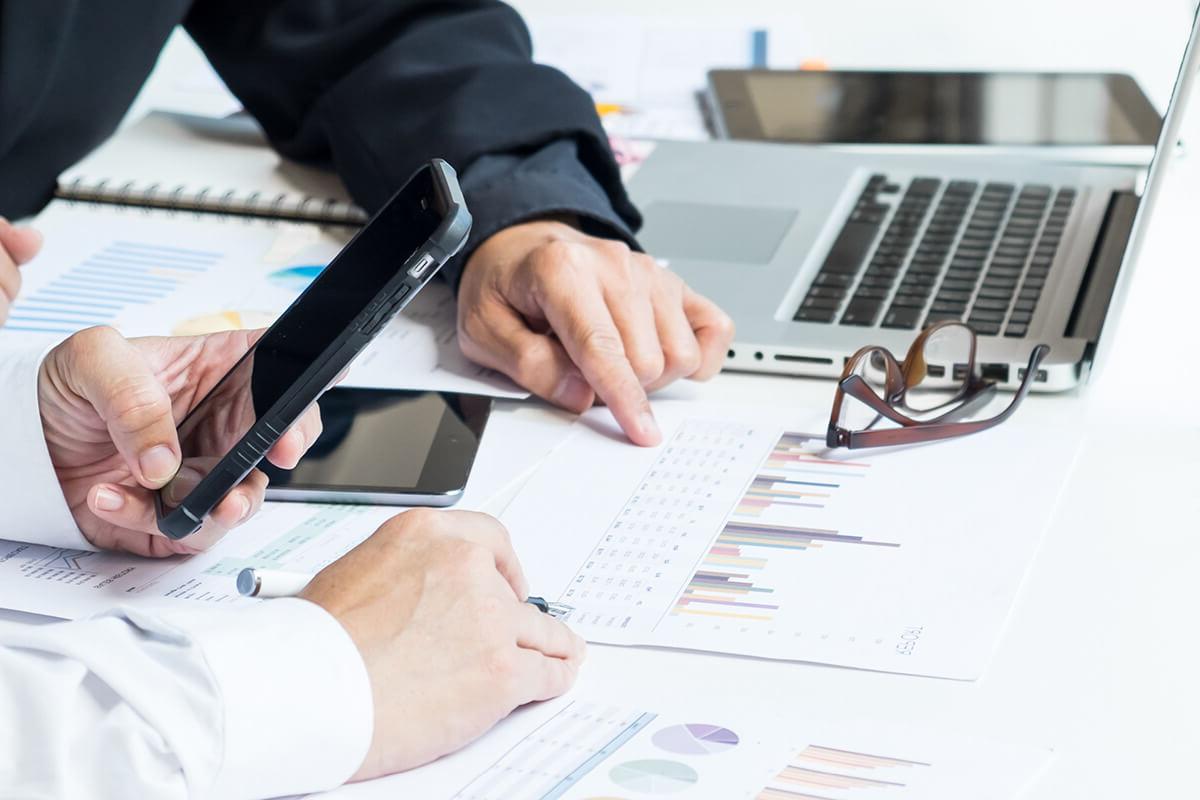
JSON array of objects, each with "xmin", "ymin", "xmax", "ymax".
[{"xmin": 49, "ymin": 3, "xmax": 1200, "ymax": 798}]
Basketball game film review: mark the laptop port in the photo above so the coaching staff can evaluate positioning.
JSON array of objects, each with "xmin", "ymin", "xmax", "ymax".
[
  {"xmin": 773, "ymin": 353, "xmax": 834, "ymax": 365},
  {"xmin": 1017, "ymin": 367, "xmax": 1049, "ymax": 383},
  {"xmin": 980, "ymin": 363, "xmax": 1010, "ymax": 383},
  {"xmin": 925, "ymin": 364, "xmax": 946, "ymax": 378}
]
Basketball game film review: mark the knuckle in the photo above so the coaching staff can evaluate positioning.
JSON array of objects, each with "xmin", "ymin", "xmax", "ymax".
[
  {"xmin": 628, "ymin": 348, "xmax": 665, "ymax": 383},
  {"xmin": 529, "ymin": 241, "xmax": 577, "ymax": 281},
  {"xmin": 665, "ymin": 340, "xmax": 703, "ymax": 376},
  {"xmin": 578, "ymin": 326, "xmax": 626, "ymax": 363},
  {"xmin": 484, "ymin": 646, "xmax": 519, "ymax": 689},
  {"xmin": 510, "ymin": 343, "xmax": 548, "ymax": 386},
  {"xmin": 109, "ymin": 381, "xmax": 171, "ymax": 432}
]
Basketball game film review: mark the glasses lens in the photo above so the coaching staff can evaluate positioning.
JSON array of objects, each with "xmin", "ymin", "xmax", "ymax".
[
  {"xmin": 839, "ymin": 348, "xmax": 892, "ymax": 431},
  {"xmin": 907, "ymin": 324, "xmax": 974, "ymax": 413}
]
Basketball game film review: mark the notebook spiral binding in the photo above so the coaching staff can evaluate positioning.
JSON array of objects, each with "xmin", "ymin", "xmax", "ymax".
[{"xmin": 55, "ymin": 176, "xmax": 368, "ymax": 227}]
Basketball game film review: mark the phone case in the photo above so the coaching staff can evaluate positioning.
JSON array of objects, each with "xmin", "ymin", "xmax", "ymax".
[{"xmin": 155, "ymin": 160, "xmax": 472, "ymax": 539}]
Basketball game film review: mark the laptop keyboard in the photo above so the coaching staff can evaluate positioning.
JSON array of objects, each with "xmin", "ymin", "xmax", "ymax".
[{"xmin": 794, "ymin": 174, "xmax": 1076, "ymax": 336}]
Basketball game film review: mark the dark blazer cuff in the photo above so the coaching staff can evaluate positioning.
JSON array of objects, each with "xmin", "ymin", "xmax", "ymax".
[{"xmin": 443, "ymin": 139, "xmax": 642, "ymax": 291}]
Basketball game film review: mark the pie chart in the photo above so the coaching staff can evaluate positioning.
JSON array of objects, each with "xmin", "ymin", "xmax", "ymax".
[
  {"xmin": 652, "ymin": 723, "xmax": 740, "ymax": 756},
  {"xmin": 609, "ymin": 760, "xmax": 698, "ymax": 794},
  {"xmin": 268, "ymin": 264, "xmax": 325, "ymax": 293},
  {"xmin": 172, "ymin": 310, "xmax": 278, "ymax": 336}
]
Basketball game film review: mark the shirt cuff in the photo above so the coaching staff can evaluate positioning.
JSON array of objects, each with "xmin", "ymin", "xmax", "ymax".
[
  {"xmin": 174, "ymin": 598, "xmax": 373, "ymax": 799},
  {"xmin": 0, "ymin": 342, "xmax": 91, "ymax": 549},
  {"xmin": 444, "ymin": 137, "xmax": 642, "ymax": 291}
]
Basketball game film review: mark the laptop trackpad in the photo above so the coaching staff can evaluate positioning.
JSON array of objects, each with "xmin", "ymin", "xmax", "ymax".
[{"xmin": 639, "ymin": 202, "xmax": 797, "ymax": 264}]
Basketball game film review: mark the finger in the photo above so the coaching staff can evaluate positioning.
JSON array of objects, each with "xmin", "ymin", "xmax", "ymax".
[
  {"xmin": 514, "ymin": 603, "xmax": 587, "ymax": 660},
  {"xmin": 511, "ymin": 647, "xmax": 582, "ymax": 705},
  {"xmin": 459, "ymin": 300, "xmax": 595, "ymax": 413},
  {"xmin": 207, "ymin": 469, "xmax": 267, "ymax": 531},
  {"xmin": 61, "ymin": 327, "xmax": 181, "ymax": 489},
  {"xmin": 537, "ymin": 279, "xmax": 661, "ymax": 446},
  {"xmin": 682, "ymin": 287, "xmax": 736, "ymax": 381},
  {"xmin": 647, "ymin": 273, "xmax": 704, "ymax": 391},
  {"xmin": 265, "ymin": 404, "xmax": 323, "ymax": 469},
  {"xmin": 441, "ymin": 511, "xmax": 530, "ymax": 600},
  {"xmin": 0, "ymin": 218, "xmax": 43, "ymax": 265},
  {"xmin": 600, "ymin": 255, "xmax": 666, "ymax": 387},
  {"xmin": 0, "ymin": 249, "xmax": 20, "ymax": 306}
]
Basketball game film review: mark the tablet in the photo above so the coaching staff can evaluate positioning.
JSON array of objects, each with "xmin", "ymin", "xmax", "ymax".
[
  {"xmin": 708, "ymin": 70, "xmax": 1162, "ymax": 146},
  {"xmin": 261, "ymin": 388, "xmax": 492, "ymax": 506}
]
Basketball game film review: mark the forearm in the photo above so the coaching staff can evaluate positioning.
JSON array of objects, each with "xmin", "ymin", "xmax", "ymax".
[
  {"xmin": 0, "ymin": 600, "xmax": 371, "ymax": 799},
  {"xmin": 185, "ymin": 0, "xmax": 641, "ymax": 287}
]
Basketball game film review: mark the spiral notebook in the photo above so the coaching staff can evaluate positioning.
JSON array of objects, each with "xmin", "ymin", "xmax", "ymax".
[
  {"xmin": 55, "ymin": 110, "xmax": 369, "ymax": 225},
  {"xmin": 8, "ymin": 111, "xmax": 526, "ymax": 398}
]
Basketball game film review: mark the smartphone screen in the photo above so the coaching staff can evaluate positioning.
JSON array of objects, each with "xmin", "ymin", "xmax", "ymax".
[{"xmin": 159, "ymin": 168, "xmax": 444, "ymax": 517}]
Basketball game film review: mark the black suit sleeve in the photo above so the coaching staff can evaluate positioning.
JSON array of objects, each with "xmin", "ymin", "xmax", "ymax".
[{"xmin": 184, "ymin": 0, "xmax": 641, "ymax": 288}]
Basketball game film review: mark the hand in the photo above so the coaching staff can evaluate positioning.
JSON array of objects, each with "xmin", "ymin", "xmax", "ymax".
[
  {"xmin": 300, "ymin": 509, "xmax": 586, "ymax": 780},
  {"xmin": 0, "ymin": 218, "xmax": 43, "ymax": 325},
  {"xmin": 38, "ymin": 326, "xmax": 322, "ymax": 556},
  {"xmin": 457, "ymin": 220, "xmax": 734, "ymax": 447}
]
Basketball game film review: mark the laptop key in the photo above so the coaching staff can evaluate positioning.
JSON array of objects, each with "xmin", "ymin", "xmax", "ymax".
[
  {"xmin": 800, "ymin": 295, "xmax": 842, "ymax": 311},
  {"xmin": 1004, "ymin": 324, "xmax": 1029, "ymax": 337},
  {"xmin": 890, "ymin": 293, "xmax": 928, "ymax": 308},
  {"xmin": 818, "ymin": 220, "xmax": 885, "ymax": 274},
  {"xmin": 795, "ymin": 306, "xmax": 838, "ymax": 323},
  {"xmin": 882, "ymin": 306, "xmax": 923, "ymax": 329},
  {"xmin": 840, "ymin": 299, "xmax": 884, "ymax": 326},
  {"xmin": 813, "ymin": 272, "xmax": 855, "ymax": 288}
]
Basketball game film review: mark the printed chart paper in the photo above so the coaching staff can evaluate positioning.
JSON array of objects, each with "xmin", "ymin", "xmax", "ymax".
[
  {"xmin": 315, "ymin": 695, "xmax": 1051, "ymax": 800},
  {"xmin": 1, "ymin": 202, "xmax": 524, "ymax": 397},
  {"xmin": 502, "ymin": 402, "xmax": 1079, "ymax": 679},
  {"xmin": 0, "ymin": 409, "xmax": 569, "ymax": 620}
]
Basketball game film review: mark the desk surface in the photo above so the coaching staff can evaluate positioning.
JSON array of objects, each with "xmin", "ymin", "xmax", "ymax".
[
  {"xmin": 18, "ymin": 19, "xmax": 1200, "ymax": 798},
  {"xmin": 564, "ymin": 144, "xmax": 1200, "ymax": 798}
]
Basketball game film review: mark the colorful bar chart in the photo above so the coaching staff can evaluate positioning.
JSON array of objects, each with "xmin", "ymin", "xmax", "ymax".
[
  {"xmin": 757, "ymin": 744, "xmax": 931, "ymax": 798},
  {"xmin": 5, "ymin": 239, "xmax": 221, "ymax": 335},
  {"xmin": 671, "ymin": 431, "xmax": 898, "ymax": 623}
]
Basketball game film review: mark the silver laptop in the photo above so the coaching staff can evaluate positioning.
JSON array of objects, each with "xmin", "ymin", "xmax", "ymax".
[{"xmin": 628, "ymin": 14, "xmax": 1197, "ymax": 392}]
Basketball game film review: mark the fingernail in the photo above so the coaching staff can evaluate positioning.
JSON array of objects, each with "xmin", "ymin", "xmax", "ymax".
[
  {"xmin": 238, "ymin": 494, "xmax": 252, "ymax": 523},
  {"xmin": 94, "ymin": 486, "xmax": 124, "ymax": 512},
  {"xmin": 22, "ymin": 226, "xmax": 43, "ymax": 248},
  {"xmin": 638, "ymin": 410, "xmax": 662, "ymax": 443},
  {"xmin": 552, "ymin": 374, "xmax": 592, "ymax": 411},
  {"xmin": 139, "ymin": 445, "xmax": 178, "ymax": 485}
]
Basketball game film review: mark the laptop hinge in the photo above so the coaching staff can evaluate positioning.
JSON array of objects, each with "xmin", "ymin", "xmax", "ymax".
[{"xmin": 1065, "ymin": 190, "xmax": 1140, "ymax": 345}]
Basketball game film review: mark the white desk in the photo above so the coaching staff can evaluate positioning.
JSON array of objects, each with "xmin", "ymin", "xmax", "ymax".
[{"xmin": 14, "ymin": 17, "xmax": 1200, "ymax": 798}]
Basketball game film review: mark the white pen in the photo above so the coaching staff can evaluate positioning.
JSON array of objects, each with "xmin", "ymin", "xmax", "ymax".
[{"xmin": 235, "ymin": 567, "xmax": 575, "ymax": 619}]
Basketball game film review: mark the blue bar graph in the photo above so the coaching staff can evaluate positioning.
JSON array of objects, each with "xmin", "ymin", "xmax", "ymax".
[{"xmin": 3, "ymin": 241, "xmax": 222, "ymax": 335}]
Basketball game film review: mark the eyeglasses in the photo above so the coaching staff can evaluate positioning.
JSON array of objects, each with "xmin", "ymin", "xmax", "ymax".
[{"xmin": 826, "ymin": 321, "xmax": 1050, "ymax": 450}]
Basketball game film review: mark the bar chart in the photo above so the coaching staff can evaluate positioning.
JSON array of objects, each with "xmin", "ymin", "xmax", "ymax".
[
  {"xmin": 756, "ymin": 744, "xmax": 930, "ymax": 799},
  {"xmin": 5, "ymin": 239, "xmax": 222, "ymax": 335},
  {"xmin": 672, "ymin": 429, "xmax": 900, "ymax": 623}
]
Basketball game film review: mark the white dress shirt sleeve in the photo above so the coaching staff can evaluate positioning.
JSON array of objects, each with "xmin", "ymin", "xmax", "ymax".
[
  {"xmin": 0, "ymin": 340, "xmax": 91, "ymax": 549},
  {"xmin": 0, "ymin": 598, "xmax": 373, "ymax": 799}
]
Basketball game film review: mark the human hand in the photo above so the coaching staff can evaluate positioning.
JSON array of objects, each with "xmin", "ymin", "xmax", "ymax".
[
  {"xmin": 0, "ymin": 218, "xmax": 43, "ymax": 326},
  {"xmin": 300, "ymin": 509, "xmax": 586, "ymax": 780},
  {"xmin": 457, "ymin": 220, "xmax": 734, "ymax": 446},
  {"xmin": 38, "ymin": 326, "xmax": 322, "ymax": 556}
]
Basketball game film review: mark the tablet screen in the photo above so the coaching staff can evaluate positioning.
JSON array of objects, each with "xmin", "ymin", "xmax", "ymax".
[{"xmin": 717, "ymin": 71, "xmax": 1161, "ymax": 146}]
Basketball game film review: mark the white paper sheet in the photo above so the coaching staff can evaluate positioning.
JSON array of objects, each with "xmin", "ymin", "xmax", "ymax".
[
  {"xmin": 1, "ymin": 201, "xmax": 526, "ymax": 398},
  {"xmin": 312, "ymin": 692, "xmax": 1051, "ymax": 800},
  {"xmin": 0, "ymin": 405, "xmax": 569, "ymax": 620},
  {"xmin": 500, "ymin": 402, "xmax": 1080, "ymax": 680}
]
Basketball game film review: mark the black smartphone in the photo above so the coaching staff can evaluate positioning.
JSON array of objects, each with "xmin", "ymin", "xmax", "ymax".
[
  {"xmin": 260, "ymin": 387, "xmax": 492, "ymax": 506},
  {"xmin": 155, "ymin": 160, "xmax": 471, "ymax": 539}
]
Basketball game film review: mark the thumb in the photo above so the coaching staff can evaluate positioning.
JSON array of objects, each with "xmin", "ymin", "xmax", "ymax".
[
  {"xmin": 0, "ymin": 218, "xmax": 43, "ymax": 265},
  {"xmin": 60, "ymin": 327, "xmax": 181, "ymax": 488}
]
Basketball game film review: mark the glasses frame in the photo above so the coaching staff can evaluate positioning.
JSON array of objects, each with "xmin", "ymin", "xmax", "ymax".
[{"xmin": 826, "ymin": 321, "xmax": 1050, "ymax": 450}]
